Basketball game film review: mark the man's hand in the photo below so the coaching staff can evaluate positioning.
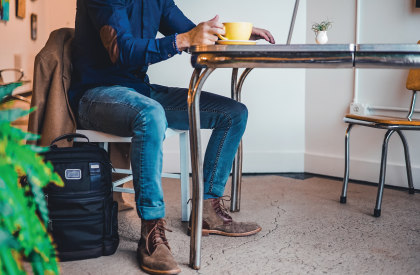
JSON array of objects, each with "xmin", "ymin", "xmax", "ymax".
[
  {"xmin": 177, "ymin": 15, "xmax": 225, "ymax": 51},
  {"xmin": 250, "ymin": 27, "xmax": 275, "ymax": 44}
]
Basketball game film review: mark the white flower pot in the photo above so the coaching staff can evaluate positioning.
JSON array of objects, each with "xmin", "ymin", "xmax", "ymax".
[{"xmin": 315, "ymin": 31, "xmax": 328, "ymax": 44}]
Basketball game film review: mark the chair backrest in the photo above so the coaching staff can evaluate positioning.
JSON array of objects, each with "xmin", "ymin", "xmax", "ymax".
[{"xmin": 406, "ymin": 40, "xmax": 420, "ymax": 91}]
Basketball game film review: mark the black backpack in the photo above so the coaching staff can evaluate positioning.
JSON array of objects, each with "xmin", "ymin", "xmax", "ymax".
[{"xmin": 42, "ymin": 133, "xmax": 119, "ymax": 262}]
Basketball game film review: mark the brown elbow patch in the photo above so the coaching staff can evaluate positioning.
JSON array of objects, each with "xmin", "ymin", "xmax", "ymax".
[{"xmin": 100, "ymin": 25, "xmax": 120, "ymax": 64}]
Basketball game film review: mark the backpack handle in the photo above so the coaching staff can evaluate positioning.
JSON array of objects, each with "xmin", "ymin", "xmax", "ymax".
[{"xmin": 50, "ymin": 133, "xmax": 90, "ymax": 146}]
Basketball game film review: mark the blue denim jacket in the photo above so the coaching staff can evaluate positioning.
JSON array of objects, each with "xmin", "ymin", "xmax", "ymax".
[{"xmin": 69, "ymin": 0, "xmax": 196, "ymax": 112}]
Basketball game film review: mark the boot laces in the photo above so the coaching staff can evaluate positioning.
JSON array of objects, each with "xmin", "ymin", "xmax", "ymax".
[
  {"xmin": 214, "ymin": 196, "xmax": 232, "ymax": 220},
  {"xmin": 188, "ymin": 196, "xmax": 232, "ymax": 219},
  {"xmin": 148, "ymin": 219, "xmax": 172, "ymax": 255}
]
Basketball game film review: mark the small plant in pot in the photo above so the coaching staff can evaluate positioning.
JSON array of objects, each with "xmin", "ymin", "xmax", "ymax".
[{"xmin": 311, "ymin": 20, "xmax": 333, "ymax": 44}]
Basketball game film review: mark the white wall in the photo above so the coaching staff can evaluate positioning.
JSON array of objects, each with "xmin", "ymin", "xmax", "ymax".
[
  {"xmin": 148, "ymin": 0, "xmax": 307, "ymax": 174},
  {"xmin": 45, "ymin": 0, "xmax": 76, "ymax": 31},
  {"xmin": 305, "ymin": 0, "xmax": 420, "ymax": 188},
  {"xmin": 0, "ymin": 0, "xmax": 307, "ymax": 174},
  {"xmin": 5, "ymin": 0, "xmax": 420, "ymax": 189},
  {"xmin": 0, "ymin": 0, "xmax": 76, "ymax": 93},
  {"xmin": 0, "ymin": 0, "xmax": 51, "ymax": 93}
]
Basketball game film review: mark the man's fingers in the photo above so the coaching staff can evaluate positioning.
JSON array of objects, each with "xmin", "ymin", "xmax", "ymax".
[
  {"xmin": 207, "ymin": 21, "xmax": 224, "ymax": 29},
  {"xmin": 263, "ymin": 30, "xmax": 275, "ymax": 44},
  {"xmin": 207, "ymin": 34, "xmax": 218, "ymax": 42},
  {"xmin": 205, "ymin": 38, "xmax": 216, "ymax": 45},
  {"xmin": 268, "ymin": 33, "xmax": 275, "ymax": 44},
  {"xmin": 204, "ymin": 32, "xmax": 218, "ymax": 43},
  {"xmin": 209, "ymin": 15, "xmax": 219, "ymax": 22},
  {"xmin": 258, "ymin": 31, "xmax": 270, "ymax": 42},
  {"xmin": 260, "ymin": 31, "xmax": 275, "ymax": 44},
  {"xmin": 210, "ymin": 27, "xmax": 225, "ymax": 35},
  {"xmin": 252, "ymin": 27, "xmax": 276, "ymax": 43}
]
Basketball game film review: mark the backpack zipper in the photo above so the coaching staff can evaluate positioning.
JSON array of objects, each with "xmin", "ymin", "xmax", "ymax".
[
  {"xmin": 46, "ymin": 193, "xmax": 108, "ymax": 201},
  {"xmin": 47, "ymin": 215, "xmax": 104, "ymax": 232}
]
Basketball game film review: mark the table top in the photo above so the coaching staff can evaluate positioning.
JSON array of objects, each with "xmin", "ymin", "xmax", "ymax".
[
  {"xmin": 190, "ymin": 44, "xmax": 420, "ymax": 53},
  {"xmin": 189, "ymin": 44, "xmax": 420, "ymax": 69}
]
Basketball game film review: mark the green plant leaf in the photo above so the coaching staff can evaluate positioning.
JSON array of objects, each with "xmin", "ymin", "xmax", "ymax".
[
  {"xmin": 0, "ymin": 202, "xmax": 14, "ymax": 217},
  {"xmin": 0, "ymin": 82, "xmax": 61, "ymax": 275},
  {"xmin": 0, "ymin": 82, "xmax": 23, "ymax": 102},
  {"xmin": 311, "ymin": 19, "xmax": 333, "ymax": 33},
  {"xmin": 0, "ymin": 108, "xmax": 32, "ymax": 122},
  {"xmin": 0, "ymin": 229, "xmax": 21, "ymax": 250}
]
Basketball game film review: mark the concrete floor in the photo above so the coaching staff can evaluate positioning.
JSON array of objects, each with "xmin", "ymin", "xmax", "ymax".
[{"xmin": 60, "ymin": 175, "xmax": 420, "ymax": 274}]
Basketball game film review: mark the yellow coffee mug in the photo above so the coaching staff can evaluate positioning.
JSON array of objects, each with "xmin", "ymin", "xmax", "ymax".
[{"xmin": 217, "ymin": 22, "xmax": 253, "ymax": 41}]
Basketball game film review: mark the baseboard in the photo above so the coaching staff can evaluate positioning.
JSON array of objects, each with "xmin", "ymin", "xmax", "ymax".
[
  {"xmin": 162, "ymin": 151, "xmax": 418, "ymax": 189},
  {"xmin": 305, "ymin": 153, "xmax": 420, "ymax": 189},
  {"xmin": 162, "ymin": 151, "xmax": 304, "ymax": 174},
  {"xmin": 242, "ymin": 151, "xmax": 304, "ymax": 173}
]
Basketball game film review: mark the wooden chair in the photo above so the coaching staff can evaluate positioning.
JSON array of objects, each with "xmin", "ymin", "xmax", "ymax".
[
  {"xmin": 340, "ymin": 64, "xmax": 420, "ymax": 217},
  {"xmin": 74, "ymin": 129, "xmax": 191, "ymax": 222}
]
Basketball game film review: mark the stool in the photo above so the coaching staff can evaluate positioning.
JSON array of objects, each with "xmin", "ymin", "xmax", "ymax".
[{"xmin": 75, "ymin": 129, "xmax": 190, "ymax": 222}]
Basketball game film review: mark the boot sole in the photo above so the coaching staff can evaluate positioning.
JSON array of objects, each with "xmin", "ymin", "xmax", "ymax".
[
  {"xmin": 137, "ymin": 249, "xmax": 181, "ymax": 275},
  {"xmin": 187, "ymin": 227, "xmax": 262, "ymax": 237}
]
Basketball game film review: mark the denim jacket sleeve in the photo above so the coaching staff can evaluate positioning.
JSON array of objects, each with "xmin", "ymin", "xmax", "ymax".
[
  {"xmin": 86, "ymin": 0, "xmax": 188, "ymax": 67},
  {"xmin": 159, "ymin": 0, "xmax": 196, "ymax": 36}
]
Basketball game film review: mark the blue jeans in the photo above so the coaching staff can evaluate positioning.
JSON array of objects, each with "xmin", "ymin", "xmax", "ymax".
[{"xmin": 78, "ymin": 85, "xmax": 248, "ymax": 220}]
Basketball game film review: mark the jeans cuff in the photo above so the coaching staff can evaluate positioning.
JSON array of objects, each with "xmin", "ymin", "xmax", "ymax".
[
  {"xmin": 204, "ymin": 193, "xmax": 219, "ymax": 200},
  {"xmin": 206, "ymin": 184, "xmax": 225, "ymax": 198},
  {"xmin": 137, "ymin": 203, "xmax": 166, "ymax": 220}
]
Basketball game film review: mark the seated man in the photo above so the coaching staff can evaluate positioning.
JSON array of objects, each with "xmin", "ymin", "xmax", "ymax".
[{"xmin": 69, "ymin": 0, "xmax": 275, "ymax": 274}]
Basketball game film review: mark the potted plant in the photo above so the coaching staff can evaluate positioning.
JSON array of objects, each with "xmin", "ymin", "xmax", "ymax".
[
  {"xmin": 0, "ymin": 82, "xmax": 63, "ymax": 275},
  {"xmin": 311, "ymin": 20, "xmax": 333, "ymax": 44}
]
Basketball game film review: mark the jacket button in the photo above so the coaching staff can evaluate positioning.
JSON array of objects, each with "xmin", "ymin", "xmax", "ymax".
[{"xmin": 168, "ymin": 54, "xmax": 171, "ymax": 57}]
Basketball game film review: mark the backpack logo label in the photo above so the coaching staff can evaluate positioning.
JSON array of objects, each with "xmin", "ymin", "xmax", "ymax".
[{"xmin": 65, "ymin": 169, "xmax": 82, "ymax": 180}]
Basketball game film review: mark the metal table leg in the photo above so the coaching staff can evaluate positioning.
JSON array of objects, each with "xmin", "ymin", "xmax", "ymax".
[
  {"xmin": 230, "ymin": 68, "xmax": 253, "ymax": 212},
  {"xmin": 230, "ymin": 0, "xmax": 299, "ymax": 212},
  {"xmin": 188, "ymin": 68, "xmax": 215, "ymax": 269}
]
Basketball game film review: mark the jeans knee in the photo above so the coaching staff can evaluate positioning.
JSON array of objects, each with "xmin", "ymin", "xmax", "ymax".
[
  {"xmin": 231, "ymin": 102, "xmax": 248, "ymax": 126},
  {"xmin": 133, "ymin": 102, "xmax": 167, "ymax": 137}
]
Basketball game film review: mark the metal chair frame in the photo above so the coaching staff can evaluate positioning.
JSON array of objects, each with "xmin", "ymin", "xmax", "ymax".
[
  {"xmin": 0, "ymin": 68, "xmax": 24, "ymax": 85},
  {"xmin": 75, "ymin": 129, "xmax": 191, "ymax": 222},
  {"xmin": 340, "ymin": 90, "xmax": 418, "ymax": 217}
]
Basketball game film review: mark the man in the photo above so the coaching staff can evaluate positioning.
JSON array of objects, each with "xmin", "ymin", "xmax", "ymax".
[{"xmin": 69, "ymin": 0, "xmax": 275, "ymax": 274}]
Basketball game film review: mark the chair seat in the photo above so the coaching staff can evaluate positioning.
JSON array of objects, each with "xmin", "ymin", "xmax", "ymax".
[
  {"xmin": 345, "ymin": 114, "xmax": 420, "ymax": 126},
  {"xmin": 75, "ymin": 128, "xmax": 186, "ymax": 142}
]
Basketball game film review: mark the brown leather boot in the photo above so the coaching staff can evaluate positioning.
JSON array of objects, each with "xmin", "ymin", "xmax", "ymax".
[
  {"xmin": 137, "ymin": 219, "xmax": 181, "ymax": 275},
  {"xmin": 188, "ymin": 196, "xmax": 262, "ymax": 237}
]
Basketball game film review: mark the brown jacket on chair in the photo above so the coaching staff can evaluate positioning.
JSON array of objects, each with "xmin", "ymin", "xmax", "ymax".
[
  {"xmin": 28, "ymin": 28, "xmax": 76, "ymax": 148},
  {"xmin": 28, "ymin": 28, "xmax": 133, "ymax": 209}
]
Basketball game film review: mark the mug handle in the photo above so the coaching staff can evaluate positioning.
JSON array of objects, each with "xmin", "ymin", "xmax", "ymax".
[{"xmin": 216, "ymin": 26, "xmax": 228, "ymax": 40}]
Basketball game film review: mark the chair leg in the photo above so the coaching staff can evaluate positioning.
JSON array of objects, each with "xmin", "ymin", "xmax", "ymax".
[
  {"xmin": 374, "ymin": 130, "xmax": 395, "ymax": 217},
  {"xmin": 396, "ymin": 130, "xmax": 415, "ymax": 194},
  {"xmin": 180, "ymin": 132, "xmax": 190, "ymax": 222},
  {"xmin": 98, "ymin": 141, "xmax": 109, "ymax": 152},
  {"xmin": 98, "ymin": 142, "xmax": 107, "ymax": 151},
  {"xmin": 340, "ymin": 124, "xmax": 354, "ymax": 204}
]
